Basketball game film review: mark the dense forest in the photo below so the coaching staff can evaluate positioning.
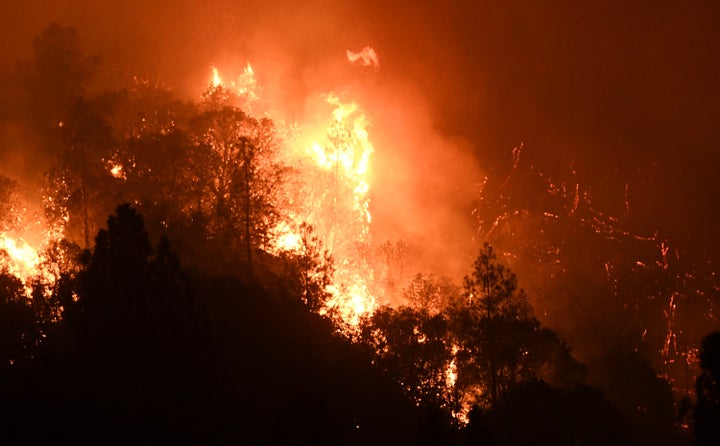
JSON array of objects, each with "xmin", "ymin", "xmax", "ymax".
[{"xmin": 0, "ymin": 23, "xmax": 719, "ymax": 445}]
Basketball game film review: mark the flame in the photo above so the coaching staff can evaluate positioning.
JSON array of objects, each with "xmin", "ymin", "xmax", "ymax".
[
  {"xmin": 0, "ymin": 235, "xmax": 42, "ymax": 285},
  {"xmin": 0, "ymin": 195, "xmax": 66, "ymax": 298},
  {"xmin": 208, "ymin": 64, "xmax": 258, "ymax": 107},
  {"xmin": 209, "ymin": 64, "xmax": 378, "ymax": 326},
  {"xmin": 301, "ymin": 94, "xmax": 376, "ymax": 324},
  {"xmin": 0, "ymin": 229, "xmax": 61, "ymax": 297},
  {"xmin": 212, "ymin": 67, "xmax": 221, "ymax": 87},
  {"xmin": 108, "ymin": 161, "xmax": 126, "ymax": 180},
  {"xmin": 308, "ymin": 94, "xmax": 374, "ymax": 225},
  {"xmin": 275, "ymin": 231, "xmax": 302, "ymax": 252},
  {"xmin": 445, "ymin": 358, "xmax": 458, "ymax": 388}
]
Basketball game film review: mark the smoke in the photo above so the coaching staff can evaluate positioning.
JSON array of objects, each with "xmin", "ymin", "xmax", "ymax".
[
  {"xmin": 346, "ymin": 46, "xmax": 379, "ymax": 69},
  {"xmin": 2, "ymin": 0, "xmax": 720, "ymax": 384}
]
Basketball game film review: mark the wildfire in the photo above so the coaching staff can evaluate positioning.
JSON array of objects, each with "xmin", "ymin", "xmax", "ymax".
[
  {"xmin": 108, "ymin": 161, "xmax": 126, "ymax": 180},
  {"xmin": 275, "ymin": 231, "xmax": 302, "ymax": 253},
  {"xmin": 208, "ymin": 63, "xmax": 259, "ymax": 108},
  {"xmin": 0, "ymin": 235, "xmax": 41, "ymax": 284},
  {"xmin": 210, "ymin": 59, "xmax": 378, "ymax": 326},
  {"xmin": 0, "ymin": 230, "xmax": 59, "ymax": 297},
  {"xmin": 305, "ymin": 94, "xmax": 376, "ymax": 324}
]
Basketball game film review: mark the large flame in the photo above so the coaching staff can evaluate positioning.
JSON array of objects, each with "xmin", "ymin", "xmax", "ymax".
[
  {"xmin": 210, "ymin": 62, "xmax": 378, "ymax": 326},
  {"xmin": 0, "ymin": 227, "xmax": 61, "ymax": 297},
  {"xmin": 0, "ymin": 235, "xmax": 42, "ymax": 285}
]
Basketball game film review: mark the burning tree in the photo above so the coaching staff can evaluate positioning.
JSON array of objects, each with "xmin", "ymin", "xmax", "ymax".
[
  {"xmin": 453, "ymin": 243, "xmax": 584, "ymax": 407},
  {"xmin": 360, "ymin": 305, "xmax": 459, "ymax": 412},
  {"xmin": 278, "ymin": 222, "xmax": 335, "ymax": 312},
  {"xmin": 361, "ymin": 244, "xmax": 584, "ymax": 420},
  {"xmin": 47, "ymin": 98, "xmax": 120, "ymax": 248},
  {"xmin": 190, "ymin": 87, "xmax": 286, "ymax": 278}
]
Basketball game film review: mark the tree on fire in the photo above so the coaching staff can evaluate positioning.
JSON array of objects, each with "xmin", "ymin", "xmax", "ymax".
[
  {"xmin": 189, "ymin": 90, "xmax": 286, "ymax": 278},
  {"xmin": 361, "ymin": 243, "xmax": 584, "ymax": 417},
  {"xmin": 47, "ymin": 98, "xmax": 121, "ymax": 248},
  {"xmin": 4, "ymin": 23, "xmax": 700, "ymax": 444},
  {"xmin": 15, "ymin": 204, "xmax": 416, "ymax": 442},
  {"xmin": 279, "ymin": 222, "xmax": 335, "ymax": 312},
  {"xmin": 360, "ymin": 305, "xmax": 458, "ymax": 411}
]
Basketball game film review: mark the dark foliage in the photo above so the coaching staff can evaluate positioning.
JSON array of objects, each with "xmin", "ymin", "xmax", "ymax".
[
  {"xmin": 0, "ymin": 204, "xmax": 422, "ymax": 443},
  {"xmin": 590, "ymin": 341, "xmax": 681, "ymax": 446},
  {"xmin": 0, "ymin": 272, "xmax": 35, "ymax": 366},
  {"xmin": 694, "ymin": 331, "xmax": 720, "ymax": 446},
  {"xmin": 484, "ymin": 379, "xmax": 634, "ymax": 446}
]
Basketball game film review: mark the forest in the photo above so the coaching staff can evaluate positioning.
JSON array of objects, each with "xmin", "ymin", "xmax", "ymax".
[{"xmin": 0, "ymin": 22, "xmax": 719, "ymax": 445}]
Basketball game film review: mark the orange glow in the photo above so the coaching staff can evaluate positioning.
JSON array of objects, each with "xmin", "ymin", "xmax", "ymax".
[
  {"xmin": 0, "ymin": 235, "xmax": 42, "ymax": 284},
  {"xmin": 209, "ymin": 63, "xmax": 378, "ymax": 327},
  {"xmin": 275, "ymin": 231, "xmax": 302, "ymax": 252},
  {"xmin": 300, "ymin": 94, "xmax": 376, "ymax": 325},
  {"xmin": 108, "ymin": 162, "xmax": 126, "ymax": 180},
  {"xmin": 208, "ymin": 63, "xmax": 258, "ymax": 107},
  {"xmin": 0, "ymin": 228, "xmax": 61, "ymax": 297},
  {"xmin": 211, "ymin": 66, "xmax": 221, "ymax": 88}
]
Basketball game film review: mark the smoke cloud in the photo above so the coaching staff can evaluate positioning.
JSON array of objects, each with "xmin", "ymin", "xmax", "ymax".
[{"xmin": 2, "ymin": 0, "xmax": 720, "ymax": 374}]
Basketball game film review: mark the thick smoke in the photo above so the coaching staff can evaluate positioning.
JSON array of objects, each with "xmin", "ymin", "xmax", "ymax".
[{"xmin": 2, "ymin": 0, "xmax": 720, "ymax": 394}]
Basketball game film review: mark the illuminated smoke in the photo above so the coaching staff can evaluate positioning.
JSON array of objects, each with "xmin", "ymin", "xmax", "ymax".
[{"xmin": 346, "ymin": 46, "xmax": 379, "ymax": 69}]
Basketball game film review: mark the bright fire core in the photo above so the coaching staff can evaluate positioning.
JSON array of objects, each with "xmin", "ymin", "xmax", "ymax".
[{"xmin": 208, "ymin": 56, "xmax": 378, "ymax": 326}]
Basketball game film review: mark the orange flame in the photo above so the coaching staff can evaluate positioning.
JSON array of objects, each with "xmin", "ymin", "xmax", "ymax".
[
  {"xmin": 209, "ymin": 64, "xmax": 378, "ymax": 326},
  {"xmin": 211, "ymin": 66, "xmax": 221, "ymax": 88},
  {"xmin": 0, "ymin": 229, "xmax": 61, "ymax": 297},
  {"xmin": 108, "ymin": 161, "xmax": 126, "ymax": 180},
  {"xmin": 0, "ymin": 235, "xmax": 42, "ymax": 284}
]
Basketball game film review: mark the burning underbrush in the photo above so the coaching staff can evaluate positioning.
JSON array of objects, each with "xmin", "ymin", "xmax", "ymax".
[{"xmin": 0, "ymin": 28, "xmax": 716, "ymax": 434}]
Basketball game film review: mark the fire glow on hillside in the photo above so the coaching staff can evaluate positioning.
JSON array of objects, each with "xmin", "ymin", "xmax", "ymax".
[
  {"xmin": 0, "ymin": 228, "xmax": 63, "ymax": 298},
  {"xmin": 0, "ymin": 31, "xmax": 715, "ymax": 423},
  {"xmin": 205, "ymin": 51, "xmax": 378, "ymax": 326}
]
